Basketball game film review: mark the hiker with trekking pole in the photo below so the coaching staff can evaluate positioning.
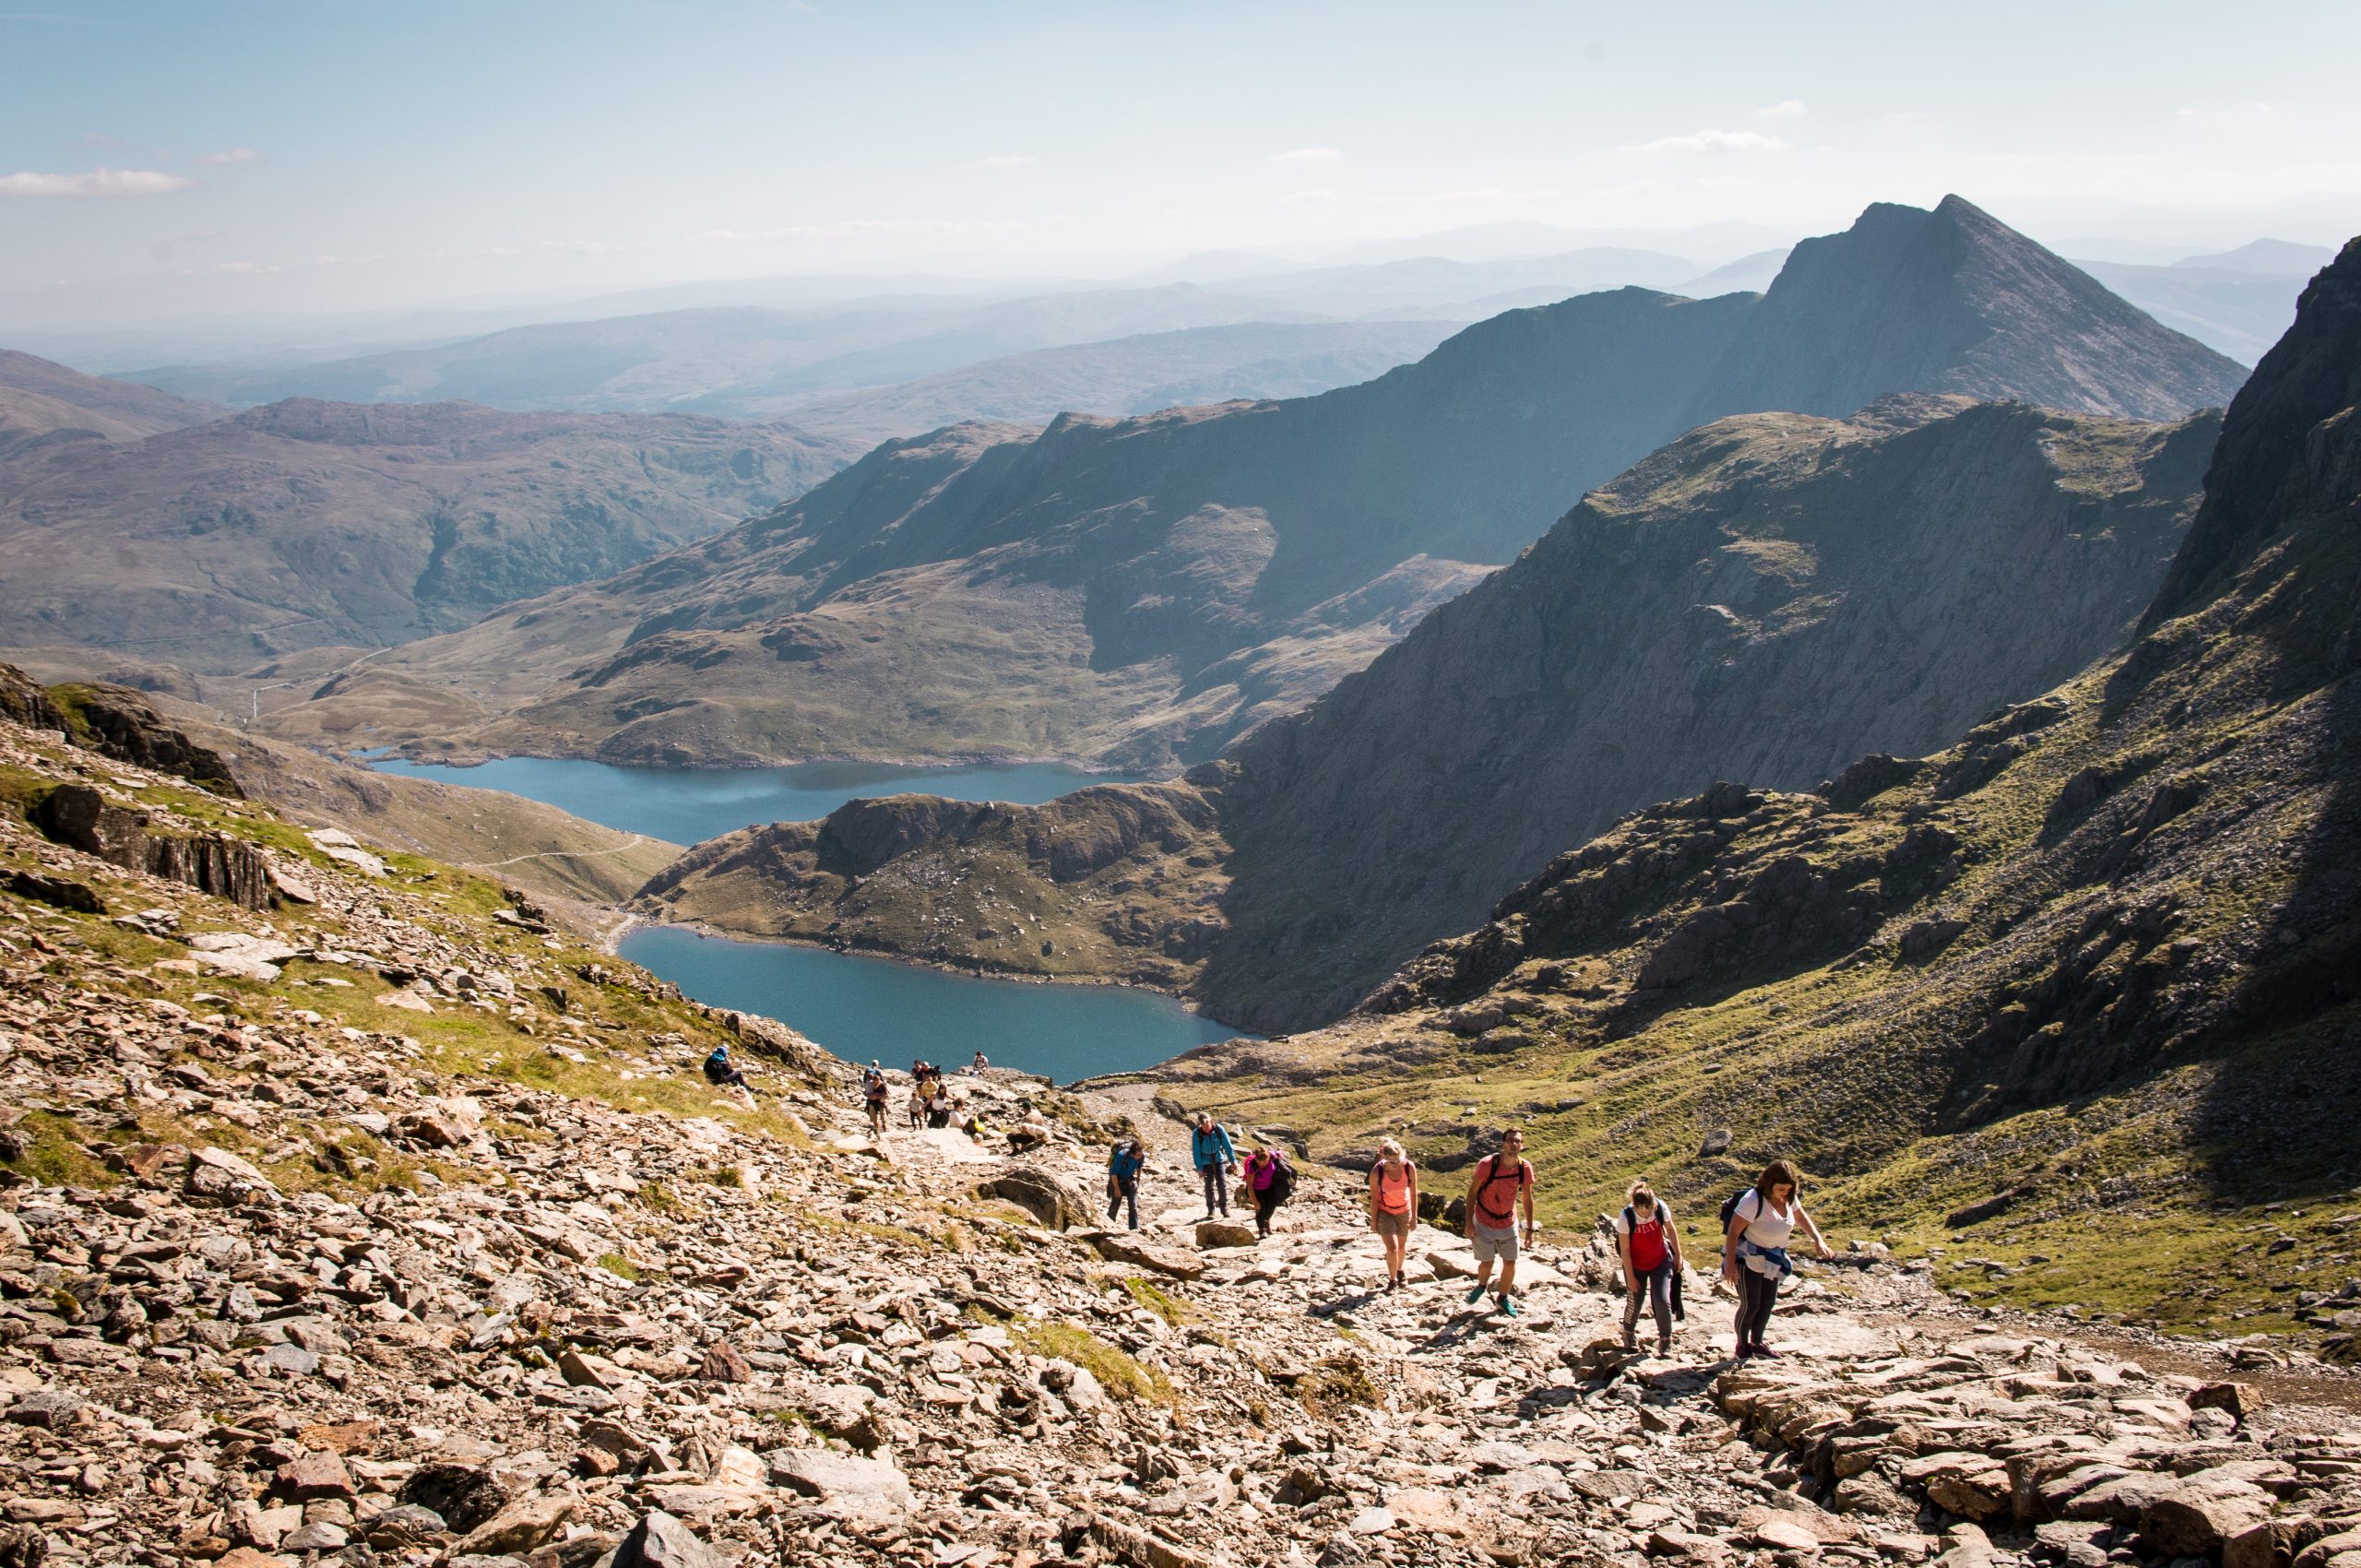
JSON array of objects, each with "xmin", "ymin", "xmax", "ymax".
[
  {"xmin": 1463, "ymin": 1128, "xmax": 1536, "ymax": 1317},
  {"xmin": 1720, "ymin": 1158, "xmax": 1832, "ymax": 1360}
]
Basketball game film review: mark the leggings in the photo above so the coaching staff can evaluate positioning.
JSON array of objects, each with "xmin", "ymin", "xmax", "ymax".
[
  {"xmin": 1251, "ymin": 1190, "xmax": 1278, "ymax": 1235},
  {"xmin": 1624, "ymin": 1262, "xmax": 1674, "ymax": 1339},
  {"xmin": 1200, "ymin": 1162, "xmax": 1228, "ymax": 1215},
  {"xmin": 1107, "ymin": 1176, "xmax": 1138, "ymax": 1229},
  {"xmin": 1735, "ymin": 1265, "xmax": 1780, "ymax": 1348}
]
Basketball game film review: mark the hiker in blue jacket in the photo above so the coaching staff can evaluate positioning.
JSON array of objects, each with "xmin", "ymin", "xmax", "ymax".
[
  {"xmin": 1106, "ymin": 1136, "xmax": 1147, "ymax": 1229},
  {"xmin": 1191, "ymin": 1112, "xmax": 1239, "ymax": 1219}
]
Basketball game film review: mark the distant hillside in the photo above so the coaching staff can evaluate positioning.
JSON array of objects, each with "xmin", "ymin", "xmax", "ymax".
[
  {"xmin": 635, "ymin": 394, "xmax": 2217, "ymax": 1028},
  {"xmin": 125, "ymin": 286, "xmax": 1334, "ymax": 420},
  {"xmin": 775, "ymin": 319, "xmax": 1458, "ymax": 444},
  {"xmin": 2078, "ymin": 259, "xmax": 2313, "ymax": 363},
  {"xmin": 273, "ymin": 196, "xmax": 2248, "ymax": 774},
  {"xmin": 0, "ymin": 348, "xmax": 223, "ymax": 452},
  {"xmin": 0, "ymin": 392, "xmax": 859, "ymax": 670}
]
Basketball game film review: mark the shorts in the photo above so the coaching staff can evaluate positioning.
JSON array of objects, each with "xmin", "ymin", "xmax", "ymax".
[
  {"xmin": 1470, "ymin": 1221, "xmax": 1519, "ymax": 1267},
  {"xmin": 1371, "ymin": 1210, "xmax": 1412, "ymax": 1241}
]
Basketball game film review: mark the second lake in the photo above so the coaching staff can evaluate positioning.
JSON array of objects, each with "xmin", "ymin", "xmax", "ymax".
[{"xmin": 371, "ymin": 754, "xmax": 1150, "ymax": 848}]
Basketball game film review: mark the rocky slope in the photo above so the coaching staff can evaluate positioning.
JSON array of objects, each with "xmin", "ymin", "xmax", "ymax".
[
  {"xmin": 0, "ymin": 386, "xmax": 860, "ymax": 671},
  {"xmin": 0, "ymin": 350, "xmax": 224, "ymax": 452},
  {"xmin": 1146, "ymin": 235, "xmax": 2361, "ymax": 1342},
  {"xmin": 0, "ymin": 662, "xmax": 673, "ymax": 913},
  {"xmin": 635, "ymin": 393, "xmax": 2217, "ymax": 1024},
  {"xmin": 4, "ymin": 694, "xmax": 2360, "ymax": 1568},
  {"xmin": 263, "ymin": 197, "xmax": 2248, "ymax": 771}
]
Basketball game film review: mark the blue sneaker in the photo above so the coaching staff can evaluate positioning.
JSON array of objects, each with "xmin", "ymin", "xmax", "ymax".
[
  {"xmin": 1465, "ymin": 1283, "xmax": 1488, "ymax": 1305},
  {"xmin": 1498, "ymin": 1293, "xmax": 1519, "ymax": 1318}
]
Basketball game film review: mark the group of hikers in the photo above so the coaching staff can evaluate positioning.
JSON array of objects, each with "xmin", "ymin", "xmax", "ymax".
[
  {"xmin": 779, "ymin": 1044, "xmax": 1832, "ymax": 1360},
  {"xmin": 1369, "ymin": 1134, "xmax": 1831, "ymax": 1353}
]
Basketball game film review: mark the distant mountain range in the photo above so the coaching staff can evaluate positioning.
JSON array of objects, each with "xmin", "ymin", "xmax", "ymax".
[
  {"xmin": 0, "ymin": 352, "xmax": 856, "ymax": 669},
  {"xmin": 269, "ymin": 196, "xmax": 2248, "ymax": 774}
]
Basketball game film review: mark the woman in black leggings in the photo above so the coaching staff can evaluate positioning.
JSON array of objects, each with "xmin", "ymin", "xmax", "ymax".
[{"xmin": 1720, "ymin": 1159, "xmax": 1832, "ymax": 1360}]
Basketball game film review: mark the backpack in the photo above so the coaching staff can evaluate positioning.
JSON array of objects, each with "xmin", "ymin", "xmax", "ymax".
[
  {"xmin": 1109, "ymin": 1139, "xmax": 1142, "ymax": 1179},
  {"xmin": 1719, "ymin": 1188, "xmax": 1754, "ymax": 1231},
  {"xmin": 1472, "ymin": 1155, "xmax": 1528, "ymax": 1228},
  {"xmin": 1264, "ymin": 1153, "xmax": 1296, "ymax": 1206}
]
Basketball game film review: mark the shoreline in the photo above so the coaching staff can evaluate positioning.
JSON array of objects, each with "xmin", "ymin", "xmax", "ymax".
[
  {"xmin": 363, "ymin": 745, "xmax": 1169, "ymax": 780},
  {"xmin": 618, "ymin": 913, "xmax": 1245, "ymax": 1023}
]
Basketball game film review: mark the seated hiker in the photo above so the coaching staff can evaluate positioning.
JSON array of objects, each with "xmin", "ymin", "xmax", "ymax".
[
  {"xmin": 703, "ymin": 1045, "xmax": 747, "ymax": 1088},
  {"xmin": 927, "ymin": 1087, "xmax": 953, "ymax": 1129},
  {"xmin": 1008, "ymin": 1102, "xmax": 1050, "ymax": 1152},
  {"xmin": 972, "ymin": 1049, "xmax": 990, "ymax": 1071}
]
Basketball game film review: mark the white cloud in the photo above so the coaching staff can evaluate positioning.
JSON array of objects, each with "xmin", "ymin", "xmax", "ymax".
[
  {"xmin": 1269, "ymin": 147, "xmax": 1342, "ymax": 163},
  {"xmin": 1430, "ymin": 186, "xmax": 1560, "ymax": 203},
  {"xmin": 968, "ymin": 154, "xmax": 1037, "ymax": 169},
  {"xmin": 1756, "ymin": 99, "xmax": 1807, "ymax": 119},
  {"xmin": 1278, "ymin": 186, "xmax": 1338, "ymax": 206},
  {"xmin": 0, "ymin": 166, "xmax": 194, "ymax": 196},
  {"xmin": 196, "ymin": 147, "xmax": 258, "ymax": 166},
  {"xmin": 1623, "ymin": 129, "xmax": 1786, "ymax": 155}
]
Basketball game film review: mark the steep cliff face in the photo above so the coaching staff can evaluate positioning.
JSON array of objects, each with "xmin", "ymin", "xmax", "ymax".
[
  {"xmin": 1200, "ymin": 395, "xmax": 2218, "ymax": 1027},
  {"xmin": 1159, "ymin": 235, "xmax": 2361, "ymax": 1337},
  {"xmin": 279, "ymin": 198, "xmax": 2249, "ymax": 770},
  {"xmin": 632, "ymin": 397, "xmax": 2218, "ymax": 1025}
]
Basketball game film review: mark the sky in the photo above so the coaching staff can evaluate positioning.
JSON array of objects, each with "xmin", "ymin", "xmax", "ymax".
[{"xmin": 6, "ymin": 0, "xmax": 2361, "ymax": 328}]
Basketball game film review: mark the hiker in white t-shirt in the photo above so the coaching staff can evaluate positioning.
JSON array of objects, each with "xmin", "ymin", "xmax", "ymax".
[{"xmin": 1720, "ymin": 1158, "xmax": 1831, "ymax": 1360}]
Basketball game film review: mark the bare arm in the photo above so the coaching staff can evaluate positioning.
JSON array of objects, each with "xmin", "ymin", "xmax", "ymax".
[
  {"xmin": 1723, "ymin": 1209, "xmax": 1748, "ymax": 1280},
  {"xmin": 1617, "ymin": 1230, "xmax": 1635, "ymax": 1287},
  {"xmin": 1521, "ymin": 1168, "xmax": 1536, "ymax": 1238},
  {"xmin": 1797, "ymin": 1205, "xmax": 1833, "ymax": 1258}
]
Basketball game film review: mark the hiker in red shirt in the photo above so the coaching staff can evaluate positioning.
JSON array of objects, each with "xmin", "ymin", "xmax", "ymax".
[
  {"xmin": 1615, "ymin": 1180, "xmax": 1685, "ymax": 1354},
  {"xmin": 1462, "ymin": 1128, "xmax": 1536, "ymax": 1317}
]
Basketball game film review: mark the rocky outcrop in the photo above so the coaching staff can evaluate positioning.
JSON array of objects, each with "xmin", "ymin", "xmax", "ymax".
[{"xmin": 44, "ymin": 681, "xmax": 245, "ymax": 796}]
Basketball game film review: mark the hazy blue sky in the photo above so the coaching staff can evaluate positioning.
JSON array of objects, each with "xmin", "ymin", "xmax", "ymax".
[{"xmin": 6, "ymin": 0, "xmax": 2359, "ymax": 325}]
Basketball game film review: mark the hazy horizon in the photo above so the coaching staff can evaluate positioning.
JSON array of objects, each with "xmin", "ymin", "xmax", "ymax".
[{"xmin": 6, "ymin": 0, "xmax": 2361, "ymax": 336}]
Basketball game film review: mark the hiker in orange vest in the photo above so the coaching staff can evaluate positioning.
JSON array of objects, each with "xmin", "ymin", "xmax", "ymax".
[
  {"xmin": 1462, "ymin": 1128, "xmax": 1536, "ymax": 1317},
  {"xmin": 1368, "ymin": 1139, "xmax": 1419, "ymax": 1292}
]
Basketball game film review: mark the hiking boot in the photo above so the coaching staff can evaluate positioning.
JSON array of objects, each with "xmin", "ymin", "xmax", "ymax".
[
  {"xmin": 1657, "ymin": 1337, "xmax": 1675, "ymax": 1357},
  {"xmin": 1620, "ymin": 1324, "xmax": 1637, "ymax": 1350},
  {"xmin": 1498, "ymin": 1293, "xmax": 1518, "ymax": 1318},
  {"xmin": 1465, "ymin": 1283, "xmax": 1488, "ymax": 1305},
  {"xmin": 1384, "ymin": 1275, "xmax": 1398, "ymax": 1294},
  {"xmin": 1751, "ymin": 1344, "xmax": 1779, "ymax": 1358},
  {"xmin": 1734, "ymin": 1343, "xmax": 1756, "ymax": 1360}
]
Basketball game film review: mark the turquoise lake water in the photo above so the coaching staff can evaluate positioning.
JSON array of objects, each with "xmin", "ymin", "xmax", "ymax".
[
  {"xmin": 620, "ymin": 924, "xmax": 1240, "ymax": 1085},
  {"xmin": 371, "ymin": 754, "xmax": 1145, "ymax": 849},
  {"xmin": 372, "ymin": 754, "xmax": 1246, "ymax": 1080}
]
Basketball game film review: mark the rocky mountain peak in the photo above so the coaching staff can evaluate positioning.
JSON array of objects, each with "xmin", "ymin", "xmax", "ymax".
[{"xmin": 1695, "ymin": 196, "xmax": 2250, "ymax": 425}]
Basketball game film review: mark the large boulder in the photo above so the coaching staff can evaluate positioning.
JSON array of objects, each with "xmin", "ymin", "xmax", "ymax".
[
  {"xmin": 977, "ymin": 1166, "xmax": 1100, "ymax": 1231},
  {"xmin": 600, "ymin": 1511, "xmax": 726, "ymax": 1568},
  {"xmin": 2139, "ymin": 1473, "xmax": 2278, "ymax": 1559},
  {"xmin": 765, "ymin": 1450, "xmax": 913, "ymax": 1522}
]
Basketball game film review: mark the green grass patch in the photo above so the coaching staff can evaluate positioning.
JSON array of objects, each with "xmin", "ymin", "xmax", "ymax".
[
  {"xmin": 1009, "ymin": 1319, "xmax": 1173, "ymax": 1405},
  {"xmin": 595, "ymin": 1253, "xmax": 641, "ymax": 1282}
]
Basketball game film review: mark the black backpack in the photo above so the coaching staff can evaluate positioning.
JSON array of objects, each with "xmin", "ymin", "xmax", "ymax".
[
  {"xmin": 1719, "ymin": 1187, "xmax": 1753, "ymax": 1231},
  {"xmin": 1264, "ymin": 1153, "xmax": 1296, "ymax": 1206}
]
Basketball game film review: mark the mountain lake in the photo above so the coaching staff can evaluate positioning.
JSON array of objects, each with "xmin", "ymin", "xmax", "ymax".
[{"xmin": 374, "ymin": 754, "xmax": 1250, "ymax": 1080}]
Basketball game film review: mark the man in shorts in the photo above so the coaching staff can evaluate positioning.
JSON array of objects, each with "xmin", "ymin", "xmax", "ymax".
[{"xmin": 1463, "ymin": 1128, "xmax": 1536, "ymax": 1317}]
